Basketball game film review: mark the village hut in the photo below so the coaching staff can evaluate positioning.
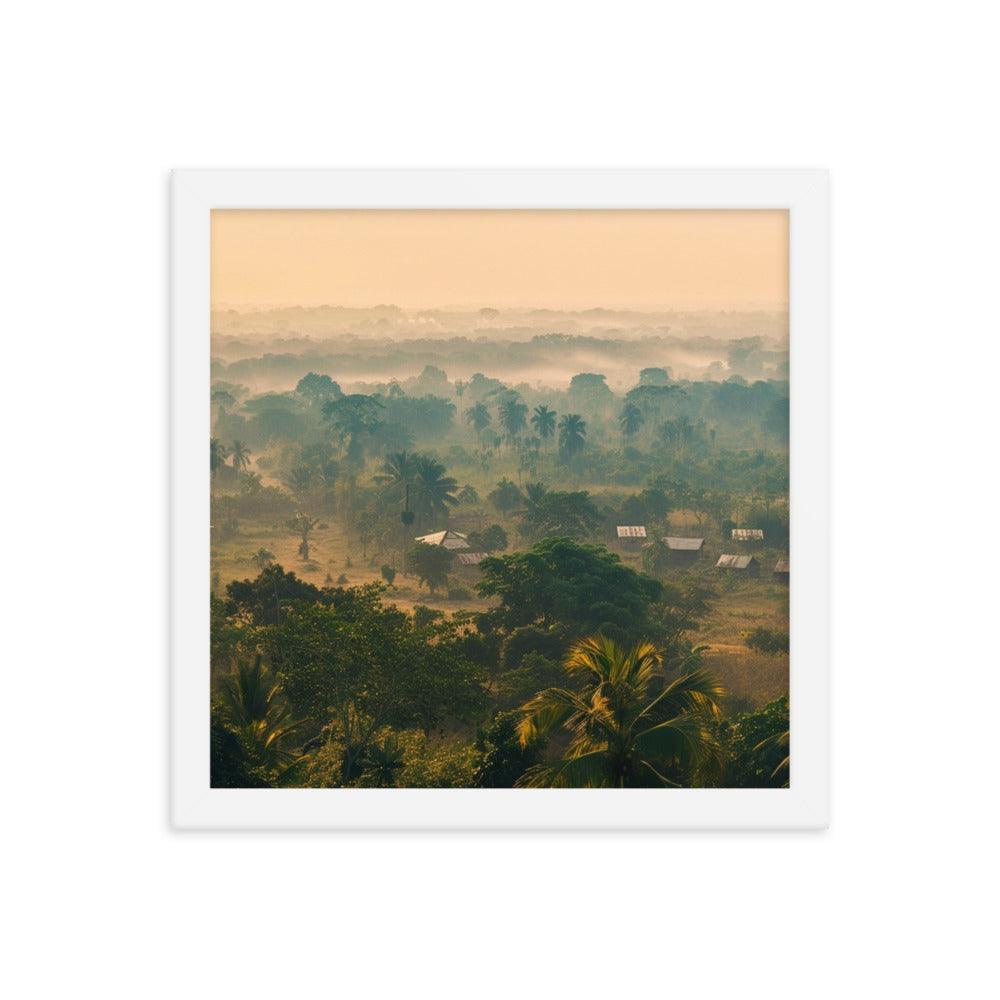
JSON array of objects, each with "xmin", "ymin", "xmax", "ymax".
[
  {"xmin": 616, "ymin": 525, "xmax": 647, "ymax": 551},
  {"xmin": 715, "ymin": 553, "xmax": 760, "ymax": 576},
  {"xmin": 731, "ymin": 528, "xmax": 764, "ymax": 545},
  {"xmin": 664, "ymin": 536, "xmax": 704, "ymax": 564},
  {"xmin": 773, "ymin": 558, "xmax": 790, "ymax": 584},
  {"xmin": 454, "ymin": 550, "xmax": 488, "ymax": 576},
  {"xmin": 413, "ymin": 529, "xmax": 471, "ymax": 550}
]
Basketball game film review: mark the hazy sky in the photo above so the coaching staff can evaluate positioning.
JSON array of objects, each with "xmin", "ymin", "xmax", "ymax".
[{"xmin": 211, "ymin": 209, "xmax": 788, "ymax": 311}]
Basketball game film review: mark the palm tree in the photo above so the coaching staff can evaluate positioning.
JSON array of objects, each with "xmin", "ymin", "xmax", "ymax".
[
  {"xmin": 557, "ymin": 413, "xmax": 587, "ymax": 460},
  {"xmin": 619, "ymin": 403, "xmax": 644, "ymax": 441},
  {"xmin": 210, "ymin": 438, "xmax": 229, "ymax": 476},
  {"xmin": 373, "ymin": 450, "xmax": 415, "ymax": 502},
  {"xmin": 457, "ymin": 483, "xmax": 480, "ymax": 505},
  {"xmin": 230, "ymin": 440, "xmax": 252, "ymax": 474},
  {"xmin": 411, "ymin": 454, "xmax": 459, "ymax": 526},
  {"xmin": 516, "ymin": 635, "xmax": 724, "ymax": 788},
  {"xmin": 531, "ymin": 404, "xmax": 556, "ymax": 445},
  {"xmin": 464, "ymin": 402, "xmax": 492, "ymax": 435},
  {"xmin": 220, "ymin": 658, "xmax": 306, "ymax": 778},
  {"xmin": 498, "ymin": 397, "xmax": 528, "ymax": 445},
  {"xmin": 522, "ymin": 481, "xmax": 547, "ymax": 516},
  {"xmin": 753, "ymin": 729, "xmax": 790, "ymax": 787}
]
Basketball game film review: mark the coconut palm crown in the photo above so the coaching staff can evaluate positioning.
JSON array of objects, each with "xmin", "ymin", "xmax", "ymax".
[{"xmin": 516, "ymin": 635, "xmax": 724, "ymax": 788}]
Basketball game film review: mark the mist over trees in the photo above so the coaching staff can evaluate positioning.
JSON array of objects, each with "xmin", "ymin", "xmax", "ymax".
[{"xmin": 210, "ymin": 305, "xmax": 789, "ymax": 789}]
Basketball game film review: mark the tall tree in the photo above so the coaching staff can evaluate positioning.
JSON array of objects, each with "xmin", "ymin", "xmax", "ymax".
[
  {"xmin": 230, "ymin": 440, "xmax": 251, "ymax": 474},
  {"xmin": 498, "ymin": 397, "xmax": 528, "ymax": 444},
  {"xmin": 558, "ymin": 413, "xmax": 587, "ymax": 460},
  {"xmin": 516, "ymin": 635, "xmax": 724, "ymax": 788},
  {"xmin": 530, "ymin": 404, "xmax": 557, "ymax": 444},
  {"xmin": 210, "ymin": 437, "xmax": 230, "ymax": 476},
  {"xmin": 619, "ymin": 403, "xmax": 645, "ymax": 441},
  {"xmin": 287, "ymin": 513, "xmax": 318, "ymax": 561},
  {"xmin": 464, "ymin": 402, "xmax": 492, "ymax": 434},
  {"xmin": 411, "ymin": 454, "xmax": 459, "ymax": 526}
]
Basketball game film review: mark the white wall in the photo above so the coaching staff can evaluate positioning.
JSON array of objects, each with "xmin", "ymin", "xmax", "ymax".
[{"xmin": 3, "ymin": 2, "xmax": 996, "ymax": 997}]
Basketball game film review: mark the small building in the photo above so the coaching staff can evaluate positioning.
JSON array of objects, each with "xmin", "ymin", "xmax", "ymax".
[
  {"xmin": 731, "ymin": 528, "xmax": 764, "ymax": 544},
  {"xmin": 664, "ymin": 536, "xmax": 704, "ymax": 563},
  {"xmin": 716, "ymin": 553, "xmax": 760, "ymax": 576},
  {"xmin": 773, "ymin": 558, "xmax": 789, "ymax": 584},
  {"xmin": 455, "ymin": 551, "xmax": 488, "ymax": 573},
  {"xmin": 616, "ymin": 525, "xmax": 647, "ymax": 550},
  {"xmin": 413, "ymin": 529, "xmax": 471, "ymax": 550}
]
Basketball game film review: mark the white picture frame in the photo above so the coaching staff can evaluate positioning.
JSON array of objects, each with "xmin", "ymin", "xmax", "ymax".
[{"xmin": 172, "ymin": 169, "xmax": 829, "ymax": 830}]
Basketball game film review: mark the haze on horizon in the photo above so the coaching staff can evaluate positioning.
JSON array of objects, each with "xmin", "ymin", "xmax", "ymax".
[{"xmin": 212, "ymin": 209, "xmax": 788, "ymax": 313}]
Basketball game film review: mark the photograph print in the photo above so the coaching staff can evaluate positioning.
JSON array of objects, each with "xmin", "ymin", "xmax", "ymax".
[{"xmin": 209, "ymin": 208, "xmax": 790, "ymax": 790}]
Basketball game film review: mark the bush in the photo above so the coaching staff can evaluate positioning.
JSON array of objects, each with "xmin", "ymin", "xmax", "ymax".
[
  {"xmin": 380, "ymin": 564, "xmax": 397, "ymax": 585},
  {"xmin": 337, "ymin": 574, "xmax": 348, "ymax": 585},
  {"xmin": 447, "ymin": 584, "xmax": 472, "ymax": 601},
  {"xmin": 745, "ymin": 626, "xmax": 789, "ymax": 655}
]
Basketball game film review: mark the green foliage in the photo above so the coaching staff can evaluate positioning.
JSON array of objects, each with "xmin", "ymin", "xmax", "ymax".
[
  {"xmin": 745, "ymin": 626, "xmax": 789, "ymax": 655},
  {"xmin": 518, "ymin": 489, "xmax": 602, "ymax": 540},
  {"xmin": 473, "ymin": 712, "xmax": 546, "ymax": 788},
  {"xmin": 517, "ymin": 635, "xmax": 725, "ymax": 788},
  {"xmin": 488, "ymin": 477, "xmax": 523, "ymax": 514},
  {"xmin": 716, "ymin": 697, "xmax": 789, "ymax": 788},
  {"xmin": 295, "ymin": 371, "xmax": 342, "ymax": 404},
  {"xmin": 395, "ymin": 731, "xmax": 479, "ymax": 788},
  {"xmin": 557, "ymin": 413, "xmax": 587, "ymax": 459},
  {"xmin": 477, "ymin": 537, "xmax": 665, "ymax": 647},
  {"xmin": 466, "ymin": 523, "xmax": 508, "ymax": 553},
  {"xmin": 225, "ymin": 564, "xmax": 324, "ymax": 625},
  {"xmin": 408, "ymin": 541, "xmax": 455, "ymax": 594}
]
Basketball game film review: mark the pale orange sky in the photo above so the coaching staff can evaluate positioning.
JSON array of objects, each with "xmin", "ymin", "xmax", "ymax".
[{"xmin": 211, "ymin": 209, "xmax": 788, "ymax": 311}]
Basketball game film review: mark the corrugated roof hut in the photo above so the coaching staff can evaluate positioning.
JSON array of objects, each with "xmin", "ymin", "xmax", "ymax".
[
  {"xmin": 773, "ymin": 558, "xmax": 789, "ymax": 583},
  {"xmin": 664, "ymin": 536, "xmax": 704, "ymax": 563},
  {"xmin": 716, "ymin": 553, "xmax": 760, "ymax": 575},
  {"xmin": 413, "ymin": 529, "xmax": 470, "ymax": 550},
  {"xmin": 731, "ymin": 528, "xmax": 764, "ymax": 543},
  {"xmin": 616, "ymin": 525, "xmax": 647, "ymax": 550}
]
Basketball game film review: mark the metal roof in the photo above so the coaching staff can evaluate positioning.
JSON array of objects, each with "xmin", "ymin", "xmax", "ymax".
[
  {"xmin": 716, "ymin": 553, "xmax": 756, "ymax": 570},
  {"xmin": 414, "ymin": 529, "xmax": 470, "ymax": 550},
  {"xmin": 456, "ymin": 551, "xmax": 487, "ymax": 566},
  {"xmin": 616, "ymin": 525, "xmax": 647, "ymax": 538},
  {"xmin": 731, "ymin": 528, "xmax": 764, "ymax": 541},
  {"xmin": 774, "ymin": 559, "xmax": 790, "ymax": 573},
  {"xmin": 664, "ymin": 536, "xmax": 704, "ymax": 551}
]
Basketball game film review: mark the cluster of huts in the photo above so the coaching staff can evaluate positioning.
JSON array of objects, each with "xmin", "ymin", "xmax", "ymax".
[
  {"xmin": 616, "ymin": 525, "xmax": 789, "ymax": 582},
  {"xmin": 413, "ymin": 526, "xmax": 789, "ymax": 583}
]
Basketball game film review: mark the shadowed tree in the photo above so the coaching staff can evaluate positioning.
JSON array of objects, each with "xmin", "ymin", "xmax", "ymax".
[
  {"xmin": 456, "ymin": 484, "xmax": 480, "ymax": 505},
  {"xmin": 251, "ymin": 547, "xmax": 275, "ymax": 573},
  {"xmin": 464, "ymin": 402, "xmax": 492, "ymax": 435},
  {"xmin": 216, "ymin": 657, "xmax": 307, "ymax": 785},
  {"xmin": 558, "ymin": 413, "xmax": 587, "ymax": 460},
  {"xmin": 210, "ymin": 438, "xmax": 230, "ymax": 476},
  {"xmin": 373, "ymin": 450, "xmax": 415, "ymax": 503},
  {"xmin": 498, "ymin": 397, "xmax": 528, "ymax": 445},
  {"xmin": 287, "ymin": 512, "xmax": 318, "ymax": 561},
  {"xmin": 230, "ymin": 440, "xmax": 251, "ymax": 474},
  {"xmin": 531, "ymin": 404, "xmax": 557, "ymax": 446},
  {"xmin": 619, "ymin": 403, "xmax": 645, "ymax": 441},
  {"xmin": 516, "ymin": 635, "xmax": 724, "ymax": 788},
  {"xmin": 322, "ymin": 394, "xmax": 383, "ymax": 464},
  {"xmin": 411, "ymin": 454, "xmax": 459, "ymax": 526}
]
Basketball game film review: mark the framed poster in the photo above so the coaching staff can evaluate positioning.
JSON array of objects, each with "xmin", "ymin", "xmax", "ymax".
[{"xmin": 171, "ymin": 169, "xmax": 829, "ymax": 830}]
